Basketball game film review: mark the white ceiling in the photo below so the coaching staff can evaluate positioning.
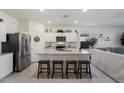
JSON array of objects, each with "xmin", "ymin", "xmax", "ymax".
[{"xmin": 1, "ymin": 9, "xmax": 124, "ymax": 26}]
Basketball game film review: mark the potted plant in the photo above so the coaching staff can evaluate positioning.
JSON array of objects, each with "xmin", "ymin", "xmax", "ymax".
[
  {"xmin": 86, "ymin": 37, "xmax": 98, "ymax": 48},
  {"xmin": 57, "ymin": 30, "xmax": 64, "ymax": 33},
  {"xmin": 120, "ymin": 32, "xmax": 124, "ymax": 46}
]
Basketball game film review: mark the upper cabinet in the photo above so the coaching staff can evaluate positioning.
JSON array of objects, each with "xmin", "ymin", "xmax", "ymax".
[
  {"xmin": 45, "ymin": 33, "xmax": 56, "ymax": 42},
  {"xmin": 66, "ymin": 33, "xmax": 77, "ymax": 42},
  {"xmin": 45, "ymin": 33, "xmax": 77, "ymax": 42}
]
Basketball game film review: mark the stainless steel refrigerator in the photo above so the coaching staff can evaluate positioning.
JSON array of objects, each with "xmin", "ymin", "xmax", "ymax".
[{"xmin": 1, "ymin": 33, "xmax": 31, "ymax": 72}]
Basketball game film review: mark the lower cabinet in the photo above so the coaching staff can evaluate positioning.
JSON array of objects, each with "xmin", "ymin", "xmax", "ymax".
[{"xmin": 0, "ymin": 53, "xmax": 13, "ymax": 80}]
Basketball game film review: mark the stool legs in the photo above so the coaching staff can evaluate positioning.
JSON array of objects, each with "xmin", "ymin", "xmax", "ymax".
[
  {"xmin": 61, "ymin": 63, "xmax": 64, "ymax": 79},
  {"xmin": 86, "ymin": 64, "xmax": 88, "ymax": 73},
  {"xmin": 47, "ymin": 63, "xmax": 50, "ymax": 78},
  {"xmin": 66, "ymin": 64, "xmax": 68, "ymax": 79},
  {"xmin": 37, "ymin": 63, "xmax": 40, "ymax": 79},
  {"xmin": 79, "ymin": 64, "xmax": 82, "ymax": 79},
  {"xmin": 52, "ymin": 63, "xmax": 54, "ymax": 79},
  {"xmin": 78, "ymin": 63, "xmax": 92, "ymax": 79},
  {"xmin": 66, "ymin": 63, "xmax": 78, "ymax": 79},
  {"xmin": 75, "ymin": 64, "xmax": 78, "ymax": 79},
  {"xmin": 89, "ymin": 64, "xmax": 92, "ymax": 79},
  {"xmin": 52, "ymin": 62, "xmax": 63, "ymax": 79},
  {"xmin": 37, "ymin": 61, "xmax": 50, "ymax": 79}
]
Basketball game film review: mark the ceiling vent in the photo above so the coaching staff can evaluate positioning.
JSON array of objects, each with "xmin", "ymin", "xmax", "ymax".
[
  {"xmin": 0, "ymin": 18, "xmax": 3, "ymax": 22},
  {"xmin": 63, "ymin": 15, "xmax": 69, "ymax": 18}
]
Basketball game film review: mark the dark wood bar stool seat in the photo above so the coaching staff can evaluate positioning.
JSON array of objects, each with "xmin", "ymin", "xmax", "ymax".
[
  {"xmin": 37, "ymin": 60, "xmax": 50, "ymax": 79},
  {"xmin": 66, "ymin": 60, "xmax": 78, "ymax": 79},
  {"xmin": 52, "ymin": 60, "xmax": 64, "ymax": 79},
  {"xmin": 78, "ymin": 60, "xmax": 92, "ymax": 79}
]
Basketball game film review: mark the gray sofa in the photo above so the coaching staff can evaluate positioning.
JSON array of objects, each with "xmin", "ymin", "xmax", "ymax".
[{"xmin": 97, "ymin": 47, "xmax": 124, "ymax": 54}]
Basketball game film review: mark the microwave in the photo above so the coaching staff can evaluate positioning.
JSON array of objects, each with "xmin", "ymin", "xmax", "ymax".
[{"xmin": 56, "ymin": 36, "xmax": 66, "ymax": 42}]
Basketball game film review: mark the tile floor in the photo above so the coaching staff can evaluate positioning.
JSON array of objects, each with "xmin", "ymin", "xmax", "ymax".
[{"xmin": 0, "ymin": 63, "xmax": 115, "ymax": 83}]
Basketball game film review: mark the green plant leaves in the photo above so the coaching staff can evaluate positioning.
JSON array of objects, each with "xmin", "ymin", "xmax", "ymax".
[
  {"xmin": 120, "ymin": 32, "xmax": 124, "ymax": 46},
  {"xmin": 86, "ymin": 37, "xmax": 98, "ymax": 48}
]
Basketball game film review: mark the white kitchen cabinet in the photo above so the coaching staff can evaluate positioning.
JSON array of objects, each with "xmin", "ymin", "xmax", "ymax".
[
  {"xmin": 0, "ymin": 53, "xmax": 13, "ymax": 80},
  {"xmin": 45, "ymin": 33, "xmax": 56, "ymax": 42},
  {"xmin": 66, "ymin": 33, "xmax": 77, "ymax": 42}
]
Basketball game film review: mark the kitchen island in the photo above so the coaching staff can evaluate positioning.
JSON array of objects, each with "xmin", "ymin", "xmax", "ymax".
[{"xmin": 36, "ymin": 49, "xmax": 92, "ymax": 61}]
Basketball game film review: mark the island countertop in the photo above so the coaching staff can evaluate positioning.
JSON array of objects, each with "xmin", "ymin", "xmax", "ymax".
[
  {"xmin": 36, "ymin": 49, "xmax": 93, "ymax": 55},
  {"xmin": 36, "ymin": 49, "xmax": 92, "ymax": 61}
]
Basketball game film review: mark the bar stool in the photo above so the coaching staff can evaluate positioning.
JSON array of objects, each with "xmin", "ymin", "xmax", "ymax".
[
  {"xmin": 52, "ymin": 60, "xmax": 64, "ymax": 79},
  {"xmin": 66, "ymin": 60, "xmax": 78, "ymax": 79},
  {"xmin": 37, "ymin": 60, "xmax": 51, "ymax": 79},
  {"xmin": 78, "ymin": 60, "xmax": 92, "ymax": 79}
]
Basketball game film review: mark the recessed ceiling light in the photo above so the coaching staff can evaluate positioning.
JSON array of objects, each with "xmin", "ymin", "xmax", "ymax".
[
  {"xmin": 82, "ymin": 9, "xmax": 88, "ymax": 12},
  {"xmin": 40, "ymin": 9, "xmax": 44, "ymax": 12},
  {"xmin": 74, "ymin": 20, "xmax": 78, "ymax": 24},
  {"xmin": 47, "ymin": 21, "xmax": 51, "ymax": 24}
]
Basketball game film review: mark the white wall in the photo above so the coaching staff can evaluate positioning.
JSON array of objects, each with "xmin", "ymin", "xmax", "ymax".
[
  {"xmin": 46, "ymin": 25, "xmax": 124, "ymax": 48},
  {"xmin": 0, "ymin": 11, "xmax": 18, "ymax": 53},
  {"xmin": 18, "ymin": 19, "xmax": 29, "ymax": 32},
  {"xmin": 29, "ymin": 21, "xmax": 45, "ymax": 62}
]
